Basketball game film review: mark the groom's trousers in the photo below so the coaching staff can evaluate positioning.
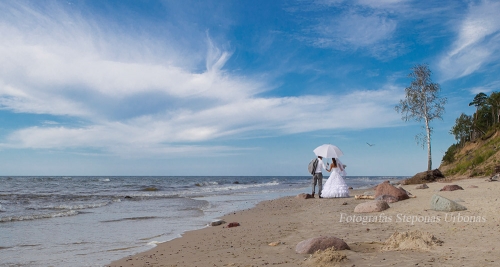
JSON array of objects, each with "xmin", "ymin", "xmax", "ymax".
[{"xmin": 312, "ymin": 173, "xmax": 323, "ymax": 197}]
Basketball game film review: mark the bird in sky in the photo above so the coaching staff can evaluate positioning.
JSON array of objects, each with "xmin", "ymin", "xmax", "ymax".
[{"xmin": 366, "ymin": 143, "xmax": 375, "ymax": 147}]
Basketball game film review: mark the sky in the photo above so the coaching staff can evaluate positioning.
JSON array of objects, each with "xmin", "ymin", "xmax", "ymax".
[{"xmin": 1, "ymin": 0, "xmax": 499, "ymax": 177}]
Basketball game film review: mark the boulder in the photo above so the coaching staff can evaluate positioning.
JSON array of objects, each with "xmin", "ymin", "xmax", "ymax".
[
  {"xmin": 296, "ymin": 193, "xmax": 313, "ymax": 199},
  {"xmin": 295, "ymin": 236, "xmax": 350, "ymax": 254},
  {"xmin": 488, "ymin": 173, "xmax": 499, "ymax": 181},
  {"xmin": 398, "ymin": 186, "xmax": 412, "ymax": 196},
  {"xmin": 375, "ymin": 195, "xmax": 399, "ymax": 203},
  {"xmin": 415, "ymin": 183, "xmax": 429, "ymax": 189},
  {"xmin": 403, "ymin": 169, "xmax": 445, "ymax": 185},
  {"xmin": 209, "ymin": 220, "xmax": 225, "ymax": 226},
  {"xmin": 374, "ymin": 181, "xmax": 409, "ymax": 201},
  {"xmin": 354, "ymin": 200, "xmax": 390, "ymax": 213},
  {"xmin": 440, "ymin": 185, "xmax": 464, "ymax": 191},
  {"xmin": 430, "ymin": 194, "xmax": 467, "ymax": 212}
]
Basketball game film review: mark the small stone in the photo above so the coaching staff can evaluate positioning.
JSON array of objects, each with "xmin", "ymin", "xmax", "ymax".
[
  {"xmin": 209, "ymin": 220, "xmax": 226, "ymax": 226},
  {"xmin": 415, "ymin": 183, "xmax": 429, "ymax": 189},
  {"xmin": 227, "ymin": 222, "xmax": 240, "ymax": 228},
  {"xmin": 440, "ymin": 185, "xmax": 464, "ymax": 191}
]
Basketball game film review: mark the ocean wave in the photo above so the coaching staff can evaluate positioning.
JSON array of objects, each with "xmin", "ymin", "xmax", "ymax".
[
  {"xmin": 193, "ymin": 181, "xmax": 219, "ymax": 187},
  {"xmin": 198, "ymin": 181, "xmax": 280, "ymax": 192},
  {"xmin": 49, "ymin": 201, "xmax": 112, "ymax": 210},
  {"xmin": 100, "ymin": 216, "xmax": 161, "ymax": 223},
  {"xmin": 0, "ymin": 210, "xmax": 79, "ymax": 223},
  {"xmin": 139, "ymin": 234, "xmax": 164, "ymax": 241},
  {"xmin": 147, "ymin": 240, "xmax": 164, "ymax": 247},
  {"xmin": 141, "ymin": 186, "xmax": 160, "ymax": 191},
  {"xmin": 119, "ymin": 193, "xmax": 180, "ymax": 199}
]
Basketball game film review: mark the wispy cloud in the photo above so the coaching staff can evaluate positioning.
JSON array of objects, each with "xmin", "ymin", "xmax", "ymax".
[
  {"xmin": 296, "ymin": 0, "xmax": 408, "ymax": 59},
  {"xmin": 438, "ymin": 0, "xmax": 500, "ymax": 80},
  {"xmin": 312, "ymin": 12, "xmax": 397, "ymax": 50},
  {"xmin": 2, "ymin": 87, "xmax": 403, "ymax": 156},
  {"xmin": 0, "ymin": 1, "xmax": 404, "ymax": 157},
  {"xmin": 469, "ymin": 80, "xmax": 500, "ymax": 95}
]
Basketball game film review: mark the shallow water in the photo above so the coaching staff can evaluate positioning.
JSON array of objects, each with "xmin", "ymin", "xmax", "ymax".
[{"xmin": 0, "ymin": 176, "xmax": 405, "ymax": 266}]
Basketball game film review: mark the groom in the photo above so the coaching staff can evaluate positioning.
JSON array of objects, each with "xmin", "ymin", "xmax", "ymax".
[{"xmin": 312, "ymin": 156, "xmax": 327, "ymax": 198}]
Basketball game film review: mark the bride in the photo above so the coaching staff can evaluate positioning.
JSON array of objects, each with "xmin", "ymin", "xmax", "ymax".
[{"xmin": 321, "ymin": 158, "xmax": 350, "ymax": 198}]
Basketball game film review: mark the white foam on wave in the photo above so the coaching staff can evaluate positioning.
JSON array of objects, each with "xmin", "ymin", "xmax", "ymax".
[
  {"xmin": 146, "ymin": 240, "xmax": 164, "ymax": 247},
  {"xmin": 200, "ymin": 181, "xmax": 280, "ymax": 193},
  {"xmin": 0, "ymin": 210, "xmax": 79, "ymax": 222},
  {"xmin": 50, "ymin": 201, "xmax": 111, "ymax": 210}
]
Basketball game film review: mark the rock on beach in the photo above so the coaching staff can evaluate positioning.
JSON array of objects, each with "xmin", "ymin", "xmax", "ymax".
[
  {"xmin": 375, "ymin": 195, "xmax": 399, "ymax": 203},
  {"xmin": 430, "ymin": 194, "xmax": 467, "ymax": 212},
  {"xmin": 354, "ymin": 200, "xmax": 390, "ymax": 213},
  {"xmin": 415, "ymin": 183, "xmax": 429, "ymax": 189},
  {"xmin": 440, "ymin": 185, "xmax": 464, "ymax": 191},
  {"xmin": 374, "ymin": 181, "xmax": 409, "ymax": 201}
]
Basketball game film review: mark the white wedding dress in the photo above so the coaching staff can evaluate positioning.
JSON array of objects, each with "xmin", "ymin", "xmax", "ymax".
[{"xmin": 321, "ymin": 162, "xmax": 350, "ymax": 198}]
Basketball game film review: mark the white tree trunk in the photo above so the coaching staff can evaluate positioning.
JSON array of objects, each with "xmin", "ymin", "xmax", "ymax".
[{"xmin": 426, "ymin": 118, "xmax": 432, "ymax": 171}]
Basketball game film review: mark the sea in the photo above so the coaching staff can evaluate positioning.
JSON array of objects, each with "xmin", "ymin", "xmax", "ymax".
[{"xmin": 0, "ymin": 175, "xmax": 406, "ymax": 267}]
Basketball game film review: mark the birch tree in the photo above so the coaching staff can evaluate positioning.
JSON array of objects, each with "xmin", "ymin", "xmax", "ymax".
[{"xmin": 395, "ymin": 64, "xmax": 447, "ymax": 171}]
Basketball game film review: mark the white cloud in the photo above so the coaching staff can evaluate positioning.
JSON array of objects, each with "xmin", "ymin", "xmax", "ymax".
[
  {"xmin": 316, "ymin": 0, "xmax": 408, "ymax": 8},
  {"xmin": 313, "ymin": 13, "xmax": 397, "ymax": 49},
  {"xmin": 1, "ymin": 86, "xmax": 403, "ymax": 155},
  {"xmin": 438, "ymin": 0, "xmax": 500, "ymax": 80},
  {"xmin": 0, "ymin": 1, "xmax": 405, "ymax": 157},
  {"xmin": 355, "ymin": 0, "xmax": 408, "ymax": 9},
  {"xmin": 303, "ymin": 1, "xmax": 405, "ymax": 59},
  {"xmin": 469, "ymin": 80, "xmax": 500, "ymax": 95}
]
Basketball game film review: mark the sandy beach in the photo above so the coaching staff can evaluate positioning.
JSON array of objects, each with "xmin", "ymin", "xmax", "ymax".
[{"xmin": 108, "ymin": 177, "xmax": 500, "ymax": 267}]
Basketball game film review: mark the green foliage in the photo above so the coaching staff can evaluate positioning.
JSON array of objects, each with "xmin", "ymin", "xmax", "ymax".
[
  {"xmin": 469, "ymin": 92, "xmax": 488, "ymax": 108},
  {"xmin": 475, "ymin": 106, "xmax": 493, "ymax": 134},
  {"xmin": 482, "ymin": 128, "xmax": 496, "ymax": 140},
  {"xmin": 444, "ymin": 161, "xmax": 471, "ymax": 176},
  {"xmin": 443, "ymin": 133, "xmax": 500, "ymax": 176},
  {"xmin": 441, "ymin": 143, "xmax": 458, "ymax": 164},
  {"xmin": 444, "ymin": 90, "xmax": 500, "ymax": 177},
  {"xmin": 489, "ymin": 92, "xmax": 500, "ymax": 124},
  {"xmin": 473, "ymin": 155, "xmax": 485, "ymax": 165},
  {"xmin": 450, "ymin": 113, "xmax": 472, "ymax": 144}
]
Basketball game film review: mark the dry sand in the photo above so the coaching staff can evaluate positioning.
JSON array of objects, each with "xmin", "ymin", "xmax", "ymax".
[{"xmin": 108, "ymin": 177, "xmax": 500, "ymax": 267}]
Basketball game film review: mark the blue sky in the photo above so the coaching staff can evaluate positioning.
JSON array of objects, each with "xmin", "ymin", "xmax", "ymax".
[{"xmin": 1, "ymin": 0, "xmax": 499, "ymax": 176}]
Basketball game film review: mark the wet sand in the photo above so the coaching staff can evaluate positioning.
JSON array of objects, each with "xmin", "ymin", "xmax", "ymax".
[{"xmin": 108, "ymin": 177, "xmax": 500, "ymax": 267}]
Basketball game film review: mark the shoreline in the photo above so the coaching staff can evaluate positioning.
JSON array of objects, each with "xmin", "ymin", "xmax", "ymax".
[{"xmin": 107, "ymin": 177, "xmax": 500, "ymax": 266}]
